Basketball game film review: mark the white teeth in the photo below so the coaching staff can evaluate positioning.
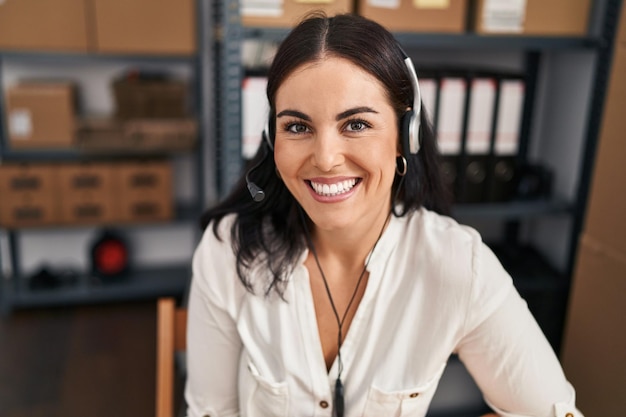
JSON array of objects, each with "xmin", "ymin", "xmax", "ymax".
[{"xmin": 310, "ymin": 179, "xmax": 357, "ymax": 196}]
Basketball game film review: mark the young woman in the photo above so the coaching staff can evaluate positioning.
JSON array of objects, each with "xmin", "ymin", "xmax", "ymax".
[{"xmin": 185, "ymin": 13, "xmax": 583, "ymax": 417}]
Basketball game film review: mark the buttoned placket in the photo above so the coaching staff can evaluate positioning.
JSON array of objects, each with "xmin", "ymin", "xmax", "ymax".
[
  {"xmin": 293, "ymin": 233, "xmax": 391, "ymax": 417},
  {"xmin": 294, "ymin": 260, "xmax": 334, "ymax": 417}
]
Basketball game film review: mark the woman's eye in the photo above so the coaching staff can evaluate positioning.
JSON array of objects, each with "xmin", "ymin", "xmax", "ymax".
[
  {"xmin": 346, "ymin": 120, "xmax": 369, "ymax": 132},
  {"xmin": 286, "ymin": 123, "xmax": 309, "ymax": 134}
]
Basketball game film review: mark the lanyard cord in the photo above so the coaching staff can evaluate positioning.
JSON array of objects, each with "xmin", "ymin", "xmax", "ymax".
[{"xmin": 298, "ymin": 206, "xmax": 390, "ymax": 417}]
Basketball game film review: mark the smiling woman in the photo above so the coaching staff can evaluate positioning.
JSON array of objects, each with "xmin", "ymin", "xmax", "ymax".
[{"xmin": 187, "ymin": 12, "xmax": 585, "ymax": 417}]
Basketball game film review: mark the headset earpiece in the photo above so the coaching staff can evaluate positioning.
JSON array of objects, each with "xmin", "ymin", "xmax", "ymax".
[
  {"xmin": 400, "ymin": 109, "xmax": 414, "ymax": 158},
  {"xmin": 262, "ymin": 121, "xmax": 273, "ymax": 152},
  {"xmin": 263, "ymin": 110, "xmax": 276, "ymax": 152},
  {"xmin": 401, "ymin": 55, "xmax": 422, "ymax": 156}
]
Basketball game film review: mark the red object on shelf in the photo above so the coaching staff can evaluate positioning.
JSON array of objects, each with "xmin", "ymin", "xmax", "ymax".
[{"xmin": 90, "ymin": 230, "xmax": 129, "ymax": 278}]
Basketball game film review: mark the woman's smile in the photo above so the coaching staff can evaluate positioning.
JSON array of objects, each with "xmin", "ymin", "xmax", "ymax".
[{"xmin": 307, "ymin": 178, "xmax": 360, "ymax": 198}]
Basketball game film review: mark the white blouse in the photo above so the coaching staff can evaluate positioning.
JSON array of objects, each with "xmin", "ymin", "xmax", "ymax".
[{"xmin": 185, "ymin": 208, "xmax": 583, "ymax": 417}]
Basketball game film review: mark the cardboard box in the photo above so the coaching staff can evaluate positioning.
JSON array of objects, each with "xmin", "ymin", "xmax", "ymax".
[
  {"xmin": 581, "ymin": 43, "xmax": 626, "ymax": 255},
  {"xmin": 112, "ymin": 77, "xmax": 189, "ymax": 120},
  {"xmin": 561, "ymin": 6, "xmax": 626, "ymax": 415},
  {"xmin": 114, "ymin": 160, "xmax": 173, "ymax": 223},
  {"xmin": 92, "ymin": 0, "xmax": 196, "ymax": 54},
  {"xmin": 57, "ymin": 162, "xmax": 116, "ymax": 225},
  {"xmin": 123, "ymin": 119, "xmax": 197, "ymax": 151},
  {"xmin": 5, "ymin": 82, "xmax": 77, "ymax": 149},
  {"xmin": 620, "ymin": 3, "xmax": 626, "ymax": 45},
  {"xmin": 76, "ymin": 118, "xmax": 197, "ymax": 154},
  {"xmin": 473, "ymin": 0, "xmax": 592, "ymax": 36},
  {"xmin": 357, "ymin": 0, "xmax": 467, "ymax": 34},
  {"xmin": 0, "ymin": 164, "xmax": 60, "ymax": 228},
  {"xmin": 0, "ymin": 0, "xmax": 90, "ymax": 52},
  {"xmin": 561, "ymin": 235, "xmax": 626, "ymax": 416},
  {"xmin": 242, "ymin": 0, "xmax": 353, "ymax": 28}
]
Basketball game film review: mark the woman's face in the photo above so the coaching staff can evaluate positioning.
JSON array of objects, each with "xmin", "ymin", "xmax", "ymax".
[{"xmin": 274, "ymin": 56, "xmax": 400, "ymax": 234}]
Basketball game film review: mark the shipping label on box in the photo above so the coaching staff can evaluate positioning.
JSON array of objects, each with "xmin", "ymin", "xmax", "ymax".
[
  {"xmin": 475, "ymin": 0, "xmax": 591, "ymax": 36},
  {"xmin": 414, "ymin": 0, "xmax": 450, "ymax": 8},
  {"xmin": 480, "ymin": 0, "xmax": 527, "ymax": 34}
]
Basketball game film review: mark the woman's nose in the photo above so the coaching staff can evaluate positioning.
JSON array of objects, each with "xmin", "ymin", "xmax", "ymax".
[{"xmin": 311, "ymin": 129, "xmax": 344, "ymax": 172}]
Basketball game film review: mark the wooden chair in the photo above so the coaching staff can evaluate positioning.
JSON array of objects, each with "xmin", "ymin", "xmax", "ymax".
[{"xmin": 156, "ymin": 297, "xmax": 188, "ymax": 417}]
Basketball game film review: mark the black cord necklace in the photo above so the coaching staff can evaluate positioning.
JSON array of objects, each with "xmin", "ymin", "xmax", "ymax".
[{"xmin": 299, "ymin": 207, "xmax": 390, "ymax": 417}]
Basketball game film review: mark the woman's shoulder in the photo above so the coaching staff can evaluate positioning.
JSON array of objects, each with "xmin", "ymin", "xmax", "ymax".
[
  {"xmin": 404, "ymin": 208, "xmax": 513, "ymax": 300},
  {"xmin": 191, "ymin": 213, "xmax": 248, "ymax": 305},
  {"xmin": 198, "ymin": 213, "xmax": 238, "ymax": 249},
  {"xmin": 397, "ymin": 208, "xmax": 493, "ymax": 283},
  {"xmin": 406, "ymin": 207, "xmax": 482, "ymax": 250},
  {"xmin": 194, "ymin": 213, "xmax": 239, "ymax": 279}
]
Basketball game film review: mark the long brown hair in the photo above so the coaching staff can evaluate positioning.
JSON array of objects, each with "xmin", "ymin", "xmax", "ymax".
[{"xmin": 201, "ymin": 13, "xmax": 449, "ymax": 295}]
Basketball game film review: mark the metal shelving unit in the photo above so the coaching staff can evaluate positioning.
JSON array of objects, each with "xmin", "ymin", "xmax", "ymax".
[
  {"xmin": 0, "ymin": 0, "xmax": 216, "ymax": 313},
  {"xmin": 216, "ymin": 0, "xmax": 623, "ymax": 354},
  {"xmin": 244, "ymin": 26, "xmax": 605, "ymax": 50},
  {"xmin": 2, "ymin": 264, "xmax": 190, "ymax": 312},
  {"xmin": 214, "ymin": 0, "xmax": 245, "ymax": 196}
]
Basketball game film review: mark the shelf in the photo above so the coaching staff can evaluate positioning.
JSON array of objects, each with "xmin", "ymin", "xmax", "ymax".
[
  {"xmin": 0, "ymin": 146, "xmax": 199, "ymax": 163},
  {"xmin": 0, "ymin": 148, "xmax": 83, "ymax": 162},
  {"xmin": 491, "ymin": 244, "xmax": 568, "ymax": 292},
  {"xmin": 0, "ymin": 50, "xmax": 197, "ymax": 64},
  {"xmin": 1, "ymin": 263, "xmax": 189, "ymax": 312},
  {"xmin": 489, "ymin": 244, "xmax": 569, "ymax": 352},
  {"xmin": 452, "ymin": 199, "xmax": 573, "ymax": 220},
  {"xmin": 243, "ymin": 27, "xmax": 602, "ymax": 50},
  {"xmin": 0, "ymin": 201, "xmax": 201, "ymax": 232}
]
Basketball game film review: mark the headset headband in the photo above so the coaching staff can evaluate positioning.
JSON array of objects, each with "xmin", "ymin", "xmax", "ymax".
[
  {"xmin": 264, "ymin": 49, "xmax": 422, "ymax": 155},
  {"xmin": 403, "ymin": 54, "xmax": 422, "ymax": 155}
]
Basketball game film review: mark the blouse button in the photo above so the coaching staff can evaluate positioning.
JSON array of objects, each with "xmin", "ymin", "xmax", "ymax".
[
  {"xmin": 565, "ymin": 414, "xmax": 574, "ymax": 417},
  {"xmin": 319, "ymin": 400, "xmax": 329, "ymax": 409},
  {"xmin": 409, "ymin": 392, "xmax": 419, "ymax": 398}
]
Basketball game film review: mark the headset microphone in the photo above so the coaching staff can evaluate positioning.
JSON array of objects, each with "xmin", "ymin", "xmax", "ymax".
[
  {"xmin": 245, "ymin": 130, "xmax": 270, "ymax": 202},
  {"xmin": 246, "ymin": 176, "xmax": 265, "ymax": 202}
]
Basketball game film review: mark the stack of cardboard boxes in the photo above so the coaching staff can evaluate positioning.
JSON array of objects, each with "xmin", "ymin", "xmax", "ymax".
[
  {"xmin": 0, "ymin": 1, "xmax": 199, "ymax": 229},
  {"xmin": 238, "ymin": 0, "xmax": 592, "ymax": 36},
  {"xmin": 1, "ymin": 0, "xmax": 199, "ymax": 153},
  {"xmin": 0, "ymin": 160, "xmax": 173, "ymax": 228},
  {"xmin": 0, "ymin": 0, "xmax": 595, "ymax": 48},
  {"xmin": 4, "ymin": 78, "xmax": 197, "ymax": 152},
  {"xmin": 0, "ymin": 0, "xmax": 196, "ymax": 54},
  {"xmin": 561, "ymin": 2, "xmax": 626, "ymax": 415}
]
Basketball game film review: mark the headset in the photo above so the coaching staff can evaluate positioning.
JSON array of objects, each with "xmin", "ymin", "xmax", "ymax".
[
  {"xmin": 246, "ymin": 49, "xmax": 422, "ymax": 202},
  {"xmin": 400, "ymin": 52, "xmax": 422, "ymax": 156}
]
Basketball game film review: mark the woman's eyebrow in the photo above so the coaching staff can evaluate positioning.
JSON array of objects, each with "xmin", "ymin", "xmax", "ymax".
[
  {"xmin": 276, "ymin": 109, "xmax": 311, "ymax": 121},
  {"xmin": 336, "ymin": 107, "xmax": 378, "ymax": 121},
  {"xmin": 276, "ymin": 107, "xmax": 378, "ymax": 122}
]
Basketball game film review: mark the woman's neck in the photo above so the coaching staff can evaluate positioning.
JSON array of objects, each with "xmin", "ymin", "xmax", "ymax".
[{"xmin": 309, "ymin": 207, "xmax": 392, "ymax": 269}]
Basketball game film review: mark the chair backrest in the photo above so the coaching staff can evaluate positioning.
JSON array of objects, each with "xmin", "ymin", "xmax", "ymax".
[{"xmin": 156, "ymin": 297, "xmax": 187, "ymax": 417}]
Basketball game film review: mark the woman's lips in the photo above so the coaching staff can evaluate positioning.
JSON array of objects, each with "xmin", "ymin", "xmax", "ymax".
[{"xmin": 309, "ymin": 178, "xmax": 358, "ymax": 197}]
